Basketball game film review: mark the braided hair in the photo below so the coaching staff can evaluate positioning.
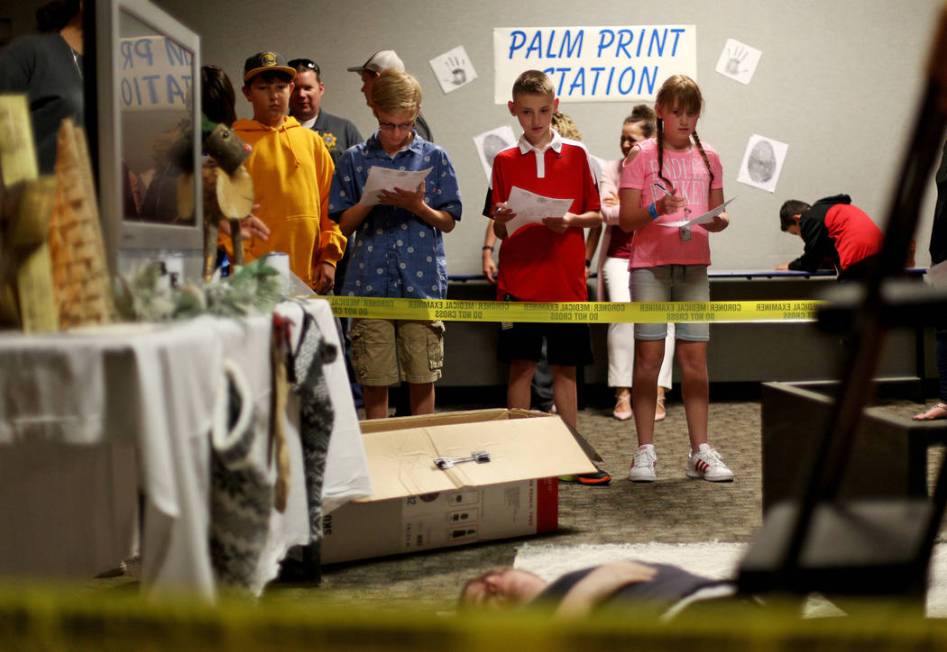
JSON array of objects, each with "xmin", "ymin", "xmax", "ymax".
[{"xmin": 654, "ymin": 75, "xmax": 715, "ymax": 198}]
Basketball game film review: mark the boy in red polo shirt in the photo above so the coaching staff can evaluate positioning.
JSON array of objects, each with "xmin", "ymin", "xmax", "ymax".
[{"xmin": 490, "ymin": 69, "xmax": 602, "ymax": 432}]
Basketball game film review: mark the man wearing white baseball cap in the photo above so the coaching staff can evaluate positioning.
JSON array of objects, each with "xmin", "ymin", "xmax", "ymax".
[{"xmin": 348, "ymin": 49, "xmax": 433, "ymax": 142}]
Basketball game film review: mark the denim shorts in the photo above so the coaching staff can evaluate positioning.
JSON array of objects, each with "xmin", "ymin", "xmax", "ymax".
[{"xmin": 630, "ymin": 265, "xmax": 710, "ymax": 342}]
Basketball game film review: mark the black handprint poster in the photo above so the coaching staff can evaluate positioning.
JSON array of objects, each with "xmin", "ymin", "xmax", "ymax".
[
  {"xmin": 430, "ymin": 46, "xmax": 478, "ymax": 94},
  {"xmin": 714, "ymin": 38, "xmax": 761, "ymax": 85}
]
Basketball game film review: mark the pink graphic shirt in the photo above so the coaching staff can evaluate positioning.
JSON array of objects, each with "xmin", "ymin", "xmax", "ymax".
[{"xmin": 620, "ymin": 137, "xmax": 724, "ymax": 269}]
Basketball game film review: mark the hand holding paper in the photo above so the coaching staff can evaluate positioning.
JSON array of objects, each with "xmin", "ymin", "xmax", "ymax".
[
  {"xmin": 658, "ymin": 197, "xmax": 736, "ymax": 229},
  {"xmin": 378, "ymin": 181, "xmax": 426, "ymax": 213},
  {"xmin": 504, "ymin": 186, "xmax": 574, "ymax": 235},
  {"xmin": 493, "ymin": 203, "xmax": 517, "ymax": 224},
  {"xmin": 360, "ymin": 166, "xmax": 432, "ymax": 206},
  {"xmin": 542, "ymin": 214, "xmax": 572, "ymax": 234}
]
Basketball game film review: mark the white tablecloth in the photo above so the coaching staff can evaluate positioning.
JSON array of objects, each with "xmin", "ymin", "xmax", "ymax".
[{"xmin": 0, "ymin": 299, "xmax": 369, "ymax": 599}]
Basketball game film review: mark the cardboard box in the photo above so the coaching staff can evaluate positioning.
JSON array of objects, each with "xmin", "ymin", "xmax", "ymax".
[{"xmin": 320, "ymin": 409, "xmax": 596, "ymax": 564}]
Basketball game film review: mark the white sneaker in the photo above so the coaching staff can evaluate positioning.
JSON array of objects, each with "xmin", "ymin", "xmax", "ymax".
[
  {"xmin": 629, "ymin": 444, "xmax": 657, "ymax": 482},
  {"xmin": 686, "ymin": 443, "xmax": 734, "ymax": 482}
]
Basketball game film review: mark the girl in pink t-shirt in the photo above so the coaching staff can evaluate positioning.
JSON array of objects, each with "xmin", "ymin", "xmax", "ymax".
[{"xmin": 617, "ymin": 75, "xmax": 734, "ymax": 484}]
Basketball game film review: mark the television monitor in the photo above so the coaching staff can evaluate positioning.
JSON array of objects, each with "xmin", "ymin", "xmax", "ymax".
[{"xmin": 91, "ymin": 0, "xmax": 202, "ymax": 274}]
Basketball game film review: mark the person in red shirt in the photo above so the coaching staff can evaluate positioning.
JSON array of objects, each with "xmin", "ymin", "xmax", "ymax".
[
  {"xmin": 776, "ymin": 194, "xmax": 883, "ymax": 281},
  {"xmin": 490, "ymin": 70, "xmax": 602, "ymax": 433}
]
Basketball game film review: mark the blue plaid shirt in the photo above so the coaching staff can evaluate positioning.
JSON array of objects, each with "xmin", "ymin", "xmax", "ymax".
[{"xmin": 329, "ymin": 133, "xmax": 462, "ymax": 299}]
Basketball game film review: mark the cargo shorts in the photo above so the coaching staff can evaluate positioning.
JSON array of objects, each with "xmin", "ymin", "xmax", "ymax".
[{"xmin": 349, "ymin": 318, "xmax": 445, "ymax": 386}]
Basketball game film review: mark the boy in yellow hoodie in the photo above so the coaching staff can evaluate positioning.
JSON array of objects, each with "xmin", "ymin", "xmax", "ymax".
[{"xmin": 234, "ymin": 51, "xmax": 345, "ymax": 292}]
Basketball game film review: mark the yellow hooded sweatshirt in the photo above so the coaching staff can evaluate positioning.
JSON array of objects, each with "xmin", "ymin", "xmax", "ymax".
[{"xmin": 230, "ymin": 116, "xmax": 346, "ymax": 287}]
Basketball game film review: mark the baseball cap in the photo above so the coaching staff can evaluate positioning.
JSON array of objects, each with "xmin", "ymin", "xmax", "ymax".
[
  {"xmin": 288, "ymin": 58, "xmax": 321, "ymax": 77},
  {"xmin": 347, "ymin": 49, "xmax": 405, "ymax": 74},
  {"xmin": 243, "ymin": 51, "xmax": 296, "ymax": 82}
]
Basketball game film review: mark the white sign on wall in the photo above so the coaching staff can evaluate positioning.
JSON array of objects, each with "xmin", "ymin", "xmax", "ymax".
[
  {"xmin": 119, "ymin": 36, "xmax": 193, "ymax": 111},
  {"xmin": 430, "ymin": 45, "xmax": 478, "ymax": 94},
  {"xmin": 493, "ymin": 25, "xmax": 697, "ymax": 104},
  {"xmin": 714, "ymin": 38, "xmax": 762, "ymax": 85},
  {"xmin": 473, "ymin": 125, "xmax": 517, "ymax": 181},
  {"xmin": 737, "ymin": 134, "xmax": 789, "ymax": 194}
]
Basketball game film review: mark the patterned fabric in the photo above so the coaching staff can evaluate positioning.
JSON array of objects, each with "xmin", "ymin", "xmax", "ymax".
[
  {"xmin": 292, "ymin": 310, "xmax": 337, "ymax": 541},
  {"xmin": 209, "ymin": 459, "xmax": 272, "ymax": 590},
  {"xmin": 328, "ymin": 133, "xmax": 462, "ymax": 299},
  {"xmin": 209, "ymin": 362, "xmax": 272, "ymax": 591}
]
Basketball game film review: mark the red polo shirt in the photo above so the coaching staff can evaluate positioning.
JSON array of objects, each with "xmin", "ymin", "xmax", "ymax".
[{"xmin": 491, "ymin": 131, "xmax": 601, "ymax": 302}]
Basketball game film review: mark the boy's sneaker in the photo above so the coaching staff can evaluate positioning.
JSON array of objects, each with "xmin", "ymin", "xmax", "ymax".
[
  {"xmin": 577, "ymin": 470, "xmax": 611, "ymax": 486},
  {"xmin": 686, "ymin": 443, "xmax": 734, "ymax": 482},
  {"xmin": 629, "ymin": 444, "xmax": 657, "ymax": 482}
]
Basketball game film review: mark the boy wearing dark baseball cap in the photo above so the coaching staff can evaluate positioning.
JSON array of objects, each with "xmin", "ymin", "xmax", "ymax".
[
  {"xmin": 232, "ymin": 51, "xmax": 345, "ymax": 292},
  {"xmin": 244, "ymin": 51, "xmax": 297, "ymax": 82}
]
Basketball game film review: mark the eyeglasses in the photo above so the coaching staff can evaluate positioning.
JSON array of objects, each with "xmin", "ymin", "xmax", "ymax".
[
  {"xmin": 378, "ymin": 120, "xmax": 415, "ymax": 132},
  {"xmin": 287, "ymin": 58, "xmax": 320, "ymax": 76}
]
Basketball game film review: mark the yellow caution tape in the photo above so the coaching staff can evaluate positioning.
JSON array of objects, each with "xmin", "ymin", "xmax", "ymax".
[{"xmin": 320, "ymin": 296, "xmax": 822, "ymax": 324}]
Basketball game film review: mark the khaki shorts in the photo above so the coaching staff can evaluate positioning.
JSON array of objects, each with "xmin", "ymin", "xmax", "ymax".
[{"xmin": 349, "ymin": 318, "xmax": 445, "ymax": 386}]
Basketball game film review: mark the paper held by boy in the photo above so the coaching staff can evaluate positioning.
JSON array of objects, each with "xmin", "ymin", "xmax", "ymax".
[
  {"xmin": 359, "ymin": 166, "xmax": 432, "ymax": 206},
  {"xmin": 319, "ymin": 408, "xmax": 597, "ymax": 564},
  {"xmin": 503, "ymin": 185, "xmax": 574, "ymax": 235}
]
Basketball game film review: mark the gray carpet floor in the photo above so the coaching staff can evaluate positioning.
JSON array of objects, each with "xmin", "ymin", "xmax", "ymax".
[{"xmin": 268, "ymin": 396, "xmax": 936, "ymax": 611}]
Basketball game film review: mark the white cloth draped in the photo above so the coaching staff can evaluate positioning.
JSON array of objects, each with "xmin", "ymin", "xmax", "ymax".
[{"xmin": 0, "ymin": 300, "xmax": 369, "ymax": 599}]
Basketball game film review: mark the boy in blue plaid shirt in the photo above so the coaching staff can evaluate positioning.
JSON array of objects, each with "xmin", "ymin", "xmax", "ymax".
[{"xmin": 329, "ymin": 70, "xmax": 461, "ymax": 419}]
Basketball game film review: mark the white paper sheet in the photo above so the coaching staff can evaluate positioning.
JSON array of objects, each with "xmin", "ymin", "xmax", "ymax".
[
  {"xmin": 429, "ymin": 45, "xmax": 478, "ymax": 94},
  {"xmin": 658, "ymin": 197, "xmax": 737, "ymax": 228},
  {"xmin": 359, "ymin": 166, "xmax": 432, "ymax": 206},
  {"xmin": 504, "ymin": 186, "xmax": 574, "ymax": 235},
  {"xmin": 714, "ymin": 38, "xmax": 762, "ymax": 85},
  {"xmin": 737, "ymin": 135, "xmax": 788, "ymax": 193},
  {"xmin": 473, "ymin": 125, "xmax": 516, "ymax": 181}
]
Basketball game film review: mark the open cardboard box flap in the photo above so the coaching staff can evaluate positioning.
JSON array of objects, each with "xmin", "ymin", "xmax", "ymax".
[{"xmin": 357, "ymin": 409, "xmax": 597, "ymax": 502}]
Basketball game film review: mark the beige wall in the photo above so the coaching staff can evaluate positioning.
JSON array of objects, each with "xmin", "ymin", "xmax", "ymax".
[{"xmin": 154, "ymin": 0, "xmax": 944, "ymax": 275}]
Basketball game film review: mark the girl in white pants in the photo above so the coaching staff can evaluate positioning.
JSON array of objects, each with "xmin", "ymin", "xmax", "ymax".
[
  {"xmin": 602, "ymin": 257, "xmax": 674, "ymax": 420},
  {"xmin": 593, "ymin": 106, "xmax": 675, "ymax": 421}
]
